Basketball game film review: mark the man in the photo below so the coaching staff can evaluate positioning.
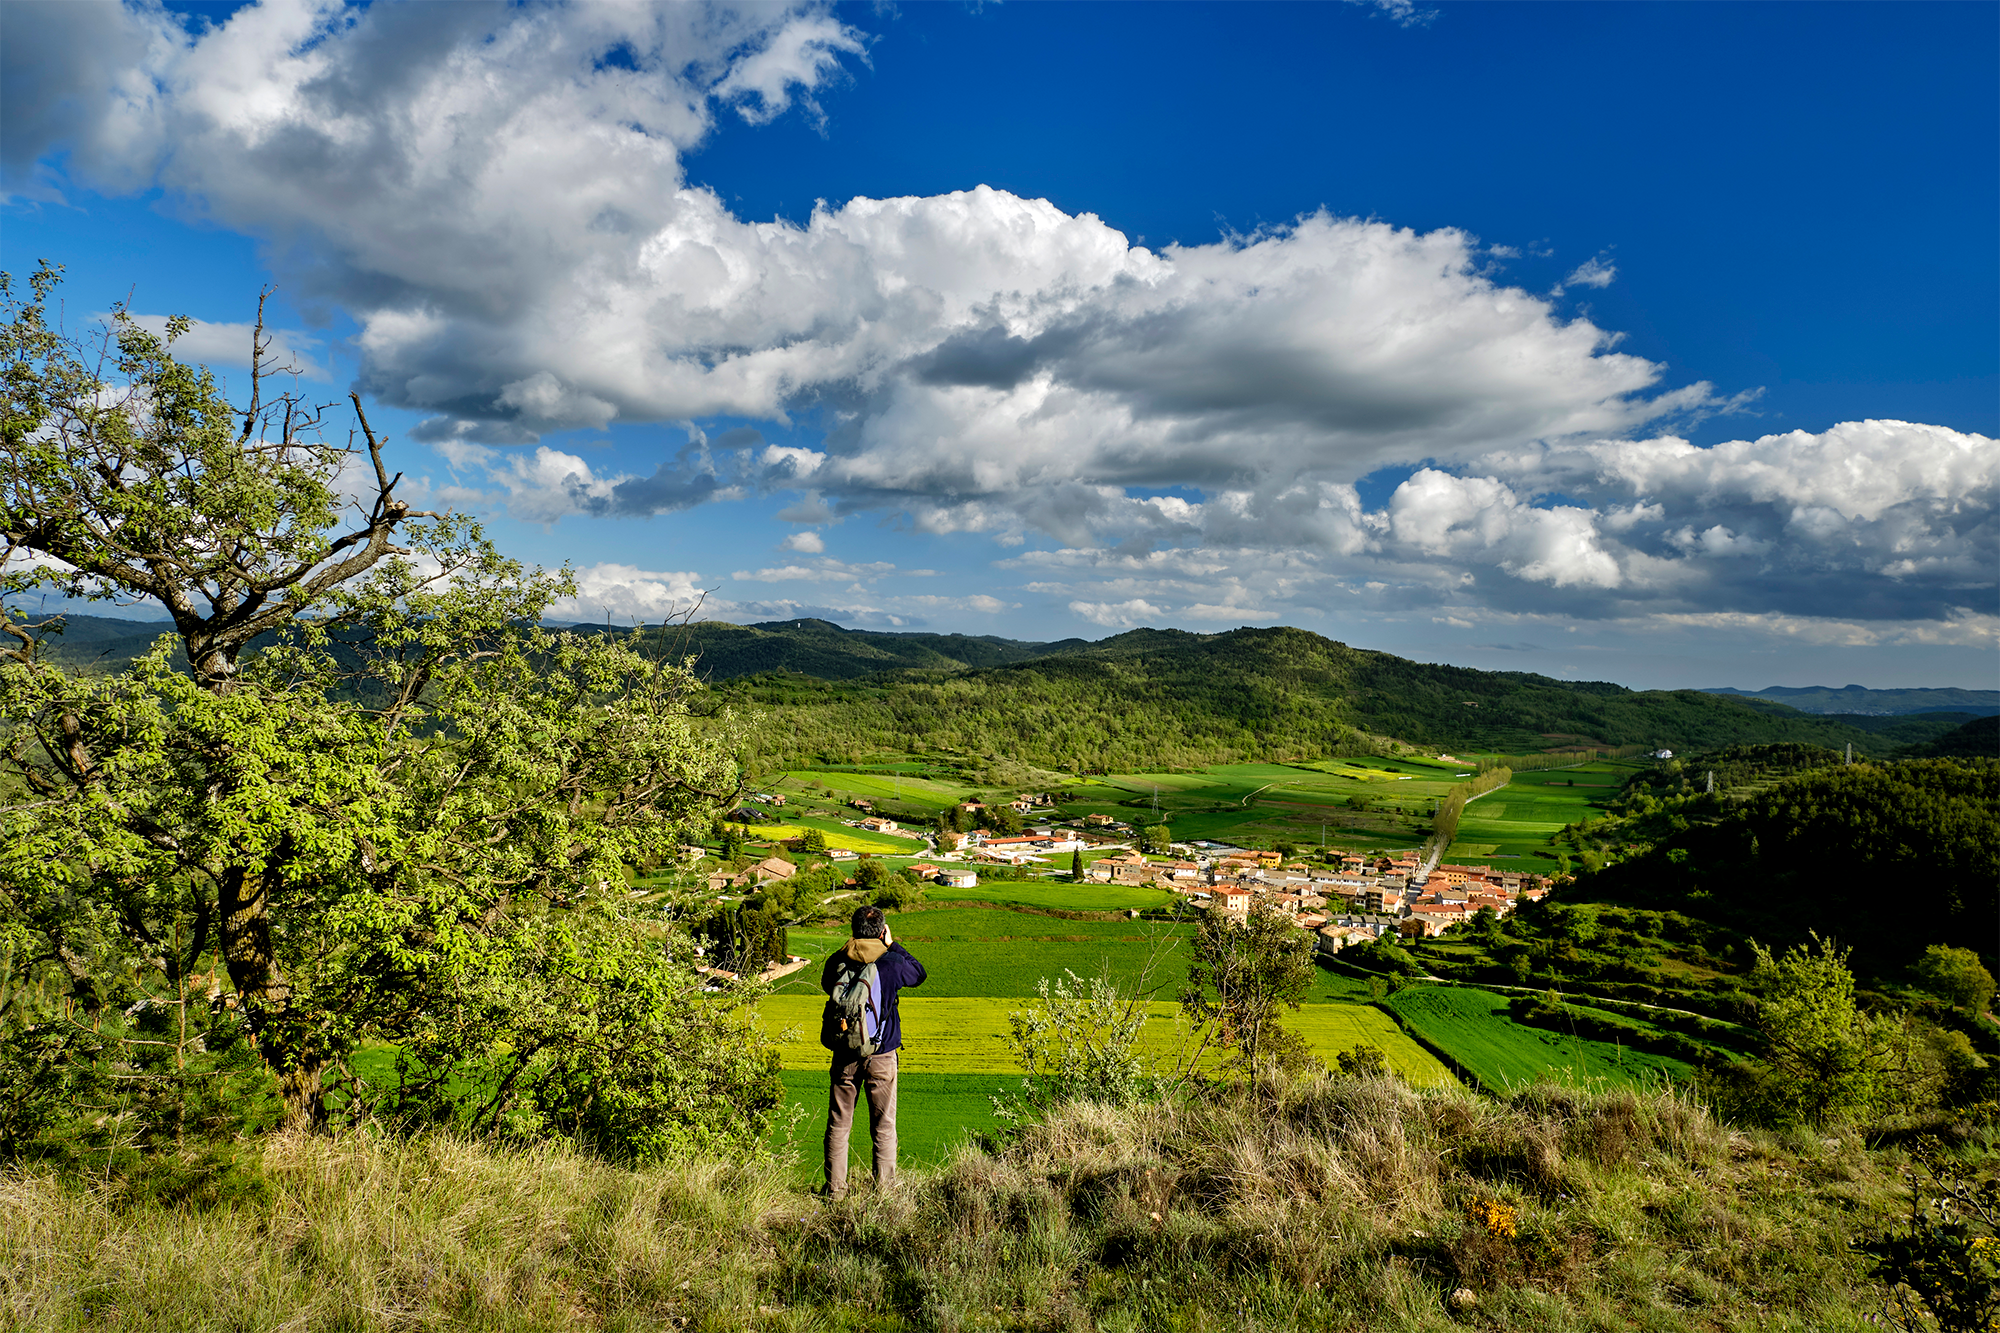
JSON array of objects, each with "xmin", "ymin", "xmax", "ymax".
[{"xmin": 819, "ymin": 904, "xmax": 926, "ymax": 1197}]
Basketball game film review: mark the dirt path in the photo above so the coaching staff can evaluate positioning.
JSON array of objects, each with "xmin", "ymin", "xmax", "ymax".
[{"xmin": 1240, "ymin": 782, "xmax": 1277, "ymax": 806}]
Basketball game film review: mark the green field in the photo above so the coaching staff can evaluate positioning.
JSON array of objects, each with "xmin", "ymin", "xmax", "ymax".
[
  {"xmin": 754, "ymin": 994, "xmax": 1450, "ymax": 1085},
  {"xmin": 778, "ymin": 769, "xmax": 969, "ymax": 811},
  {"xmin": 861, "ymin": 909, "xmax": 1194, "ymax": 998},
  {"xmin": 1448, "ymin": 760, "xmax": 1644, "ymax": 858},
  {"xmin": 767, "ymin": 910, "xmax": 1192, "ymax": 999},
  {"xmin": 1380, "ymin": 984, "xmax": 1690, "ymax": 1091},
  {"xmin": 772, "ymin": 1069, "xmax": 1011, "ymax": 1178},
  {"xmin": 931, "ymin": 881, "xmax": 1174, "ymax": 913},
  {"xmin": 750, "ymin": 816, "xmax": 928, "ymax": 854},
  {"xmin": 1052, "ymin": 759, "xmax": 1488, "ymax": 849}
]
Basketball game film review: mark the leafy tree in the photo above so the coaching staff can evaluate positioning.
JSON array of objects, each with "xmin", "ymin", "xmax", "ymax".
[
  {"xmin": 800, "ymin": 826, "xmax": 829, "ymax": 854},
  {"xmin": 1179, "ymin": 903, "xmax": 1315, "ymax": 1066},
  {"xmin": 1551, "ymin": 904, "xmax": 1600, "ymax": 946},
  {"xmin": 872, "ymin": 878, "xmax": 923, "ymax": 910},
  {"xmin": 1139, "ymin": 823, "xmax": 1173, "ymax": 854},
  {"xmin": 1914, "ymin": 945, "xmax": 1995, "ymax": 1017},
  {"xmin": 1070, "ymin": 847, "xmax": 1084, "ymax": 880},
  {"xmin": 0, "ymin": 268, "xmax": 768, "ymax": 1154},
  {"xmin": 1718, "ymin": 934, "xmax": 1891, "ymax": 1127}
]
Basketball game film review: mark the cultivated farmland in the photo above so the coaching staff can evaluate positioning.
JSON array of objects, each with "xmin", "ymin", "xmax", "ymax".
[
  {"xmin": 1380, "ymin": 984, "xmax": 1691, "ymax": 1091},
  {"xmin": 773, "ymin": 908, "xmax": 1193, "ymax": 999},
  {"xmin": 1448, "ymin": 760, "xmax": 1645, "ymax": 858},
  {"xmin": 1055, "ymin": 759, "xmax": 1475, "ymax": 848},
  {"xmin": 756, "ymin": 992, "xmax": 1444, "ymax": 1083},
  {"xmin": 930, "ymin": 881, "xmax": 1174, "ymax": 913},
  {"xmin": 750, "ymin": 817, "xmax": 928, "ymax": 854},
  {"xmin": 777, "ymin": 769, "xmax": 969, "ymax": 811}
]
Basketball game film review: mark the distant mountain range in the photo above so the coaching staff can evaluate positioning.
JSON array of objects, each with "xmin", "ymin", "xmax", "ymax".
[
  {"xmin": 650, "ymin": 617, "xmax": 1085, "ymax": 680},
  {"xmin": 13, "ymin": 611, "xmax": 1991, "ymax": 762},
  {"xmin": 3, "ymin": 612, "xmax": 187, "ymax": 671},
  {"xmin": 1701, "ymin": 684, "xmax": 2000, "ymax": 717},
  {"xmin": 671, "ymin": 621, "xmax": 1988, "ymax": 769}
]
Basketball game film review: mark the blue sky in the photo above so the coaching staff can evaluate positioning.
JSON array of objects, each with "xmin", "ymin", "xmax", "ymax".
[{"xmin": 4, "ymin": 0, "xmax": 1995, "ymax": 690}]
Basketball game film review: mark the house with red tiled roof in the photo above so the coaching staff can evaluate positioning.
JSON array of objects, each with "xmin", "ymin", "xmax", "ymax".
[{"xmin": 1212, "ymin": 886, "xmax": 1254, "ymax": 918}]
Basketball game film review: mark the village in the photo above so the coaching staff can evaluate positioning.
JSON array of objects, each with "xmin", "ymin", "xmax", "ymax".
[{"xmin": 695, "ymin": 788, "xmax": 1550, "ymax": 974}]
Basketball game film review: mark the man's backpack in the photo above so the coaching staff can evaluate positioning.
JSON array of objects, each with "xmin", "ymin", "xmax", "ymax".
[{"xmin": 822, "ymin": 958, "xmax": 882, "ymax": 1057}]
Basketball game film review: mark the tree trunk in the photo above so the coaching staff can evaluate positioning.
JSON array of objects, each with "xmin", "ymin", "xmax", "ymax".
[{"xmin": 218, "ymin": 866, "xmax": 323, "ymax": 1130}]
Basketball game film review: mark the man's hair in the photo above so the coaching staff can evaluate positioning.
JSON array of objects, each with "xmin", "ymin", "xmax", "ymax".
[{"xmin": 851, "ymin": 905, "xmax": 887, "ymax": 939}]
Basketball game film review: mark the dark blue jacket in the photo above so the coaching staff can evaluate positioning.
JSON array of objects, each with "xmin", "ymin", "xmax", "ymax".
[{"xmin": 820, "ymin": 937, "xmax": 926, "ymax": 1057}]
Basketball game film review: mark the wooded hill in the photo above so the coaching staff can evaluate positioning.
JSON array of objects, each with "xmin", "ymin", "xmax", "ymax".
[
  {"xmin": 1913, "ymin": 714, "xmax": 2000, "ymax": 758},
  {"xmin": 693, "ymin": 623, "xmax": 1974, "ymax": 772},
  {"xmin": 643, "ymin": 616, "xmax": 1084, "ymax": 679},
  {"xmin": 1577, "ymin": 757, "xmax": 2000, "ymax": 972},
  {"xmin": 18, "ymin": 612, "xmax": 1977, "ymax": 771}
]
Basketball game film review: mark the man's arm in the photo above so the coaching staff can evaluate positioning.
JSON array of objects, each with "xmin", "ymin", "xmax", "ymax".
[{"xmin": 886, "ymin": 942, "xmax": 927, "ymax": 989}]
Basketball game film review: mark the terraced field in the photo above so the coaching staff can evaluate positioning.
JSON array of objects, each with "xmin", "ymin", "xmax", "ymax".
[{"xmin": 1380, "ymin": 984, "xmax": 1690, "ymax": 1091}]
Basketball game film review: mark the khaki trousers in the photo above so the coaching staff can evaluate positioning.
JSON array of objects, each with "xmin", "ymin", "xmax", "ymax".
[{"xmin": 824, "ymin": 1049, "xmax": 898, "ymax": 1197}]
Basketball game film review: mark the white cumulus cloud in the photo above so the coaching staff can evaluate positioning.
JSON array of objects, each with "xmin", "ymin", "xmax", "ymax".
[
  {"xmin": 13, "ymin": 0, "xmax": 1726, "ymax": 540},
  {"xmin": 544, "ymin": 563, "xmax": 709, "ymax": 624},
  {"xmin": 11, "ymin": 2, "xmax": 1992, "ymax": 647}
]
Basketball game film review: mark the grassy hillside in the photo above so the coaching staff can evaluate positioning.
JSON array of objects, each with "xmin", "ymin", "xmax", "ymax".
[
  {"xmin": 6, "ymin": 1075, "xmax": 1955, "ymax": 1332},
  {"xmin": 723, "ymin": 625, "xmax": 1942, "ymax": 772}
]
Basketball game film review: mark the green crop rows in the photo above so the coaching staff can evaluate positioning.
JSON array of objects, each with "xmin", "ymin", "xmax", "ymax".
[{"xmin": 1380, "ymin": 984, "xmax": 1691, "ymax": 1091}]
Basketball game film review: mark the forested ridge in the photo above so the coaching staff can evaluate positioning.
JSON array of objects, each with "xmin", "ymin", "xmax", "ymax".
[
  {"xmin": 21, "ymin": 613, "xmax": 1975, "ymax": 772},
  {"xmin": 712, "ymin": 624, "xmax": 1969, "ymax": 771},
  {"xmin": 1578, "ymin": 758, "xmax": 2000, "ymax": 971},
  {"xmin": 646, "ymin": 617, "xmax": 1084, "ymax": 680}
]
